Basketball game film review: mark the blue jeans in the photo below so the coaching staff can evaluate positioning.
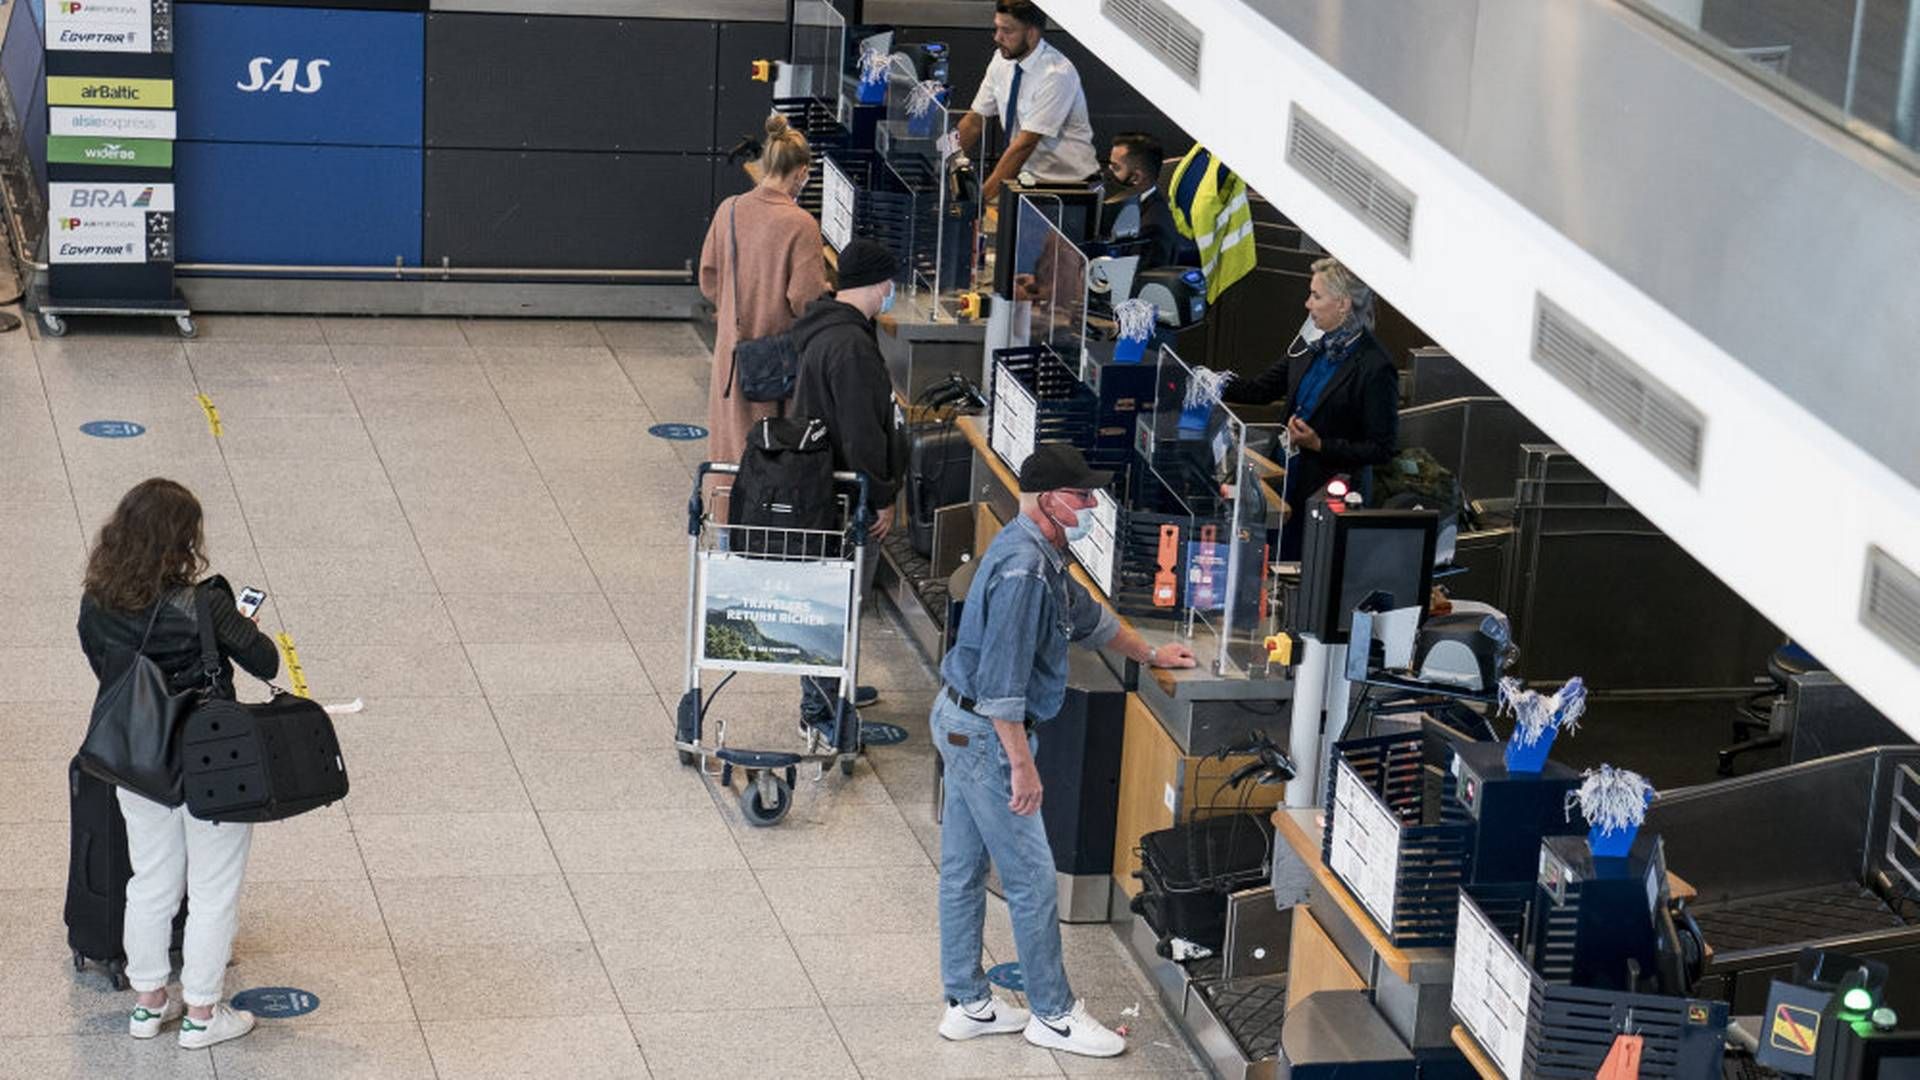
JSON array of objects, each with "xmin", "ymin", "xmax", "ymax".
[{"xmin": 930, "ymin": 691, "xmax": 1074, "ymax": 1019}]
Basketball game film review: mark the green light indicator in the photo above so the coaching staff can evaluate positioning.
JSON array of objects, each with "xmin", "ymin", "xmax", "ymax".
[{"xmin": 1844, "ymin": 988, "xmax": 1875, "ymax": 1012}]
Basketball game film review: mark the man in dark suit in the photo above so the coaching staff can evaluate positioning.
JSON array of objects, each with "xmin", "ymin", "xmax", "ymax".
[{"xmin": 1103, "ymin": 132, "xmax": 1181, "ymax": 270}]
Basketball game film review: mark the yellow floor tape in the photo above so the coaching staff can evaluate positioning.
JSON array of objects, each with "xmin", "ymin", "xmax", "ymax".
[
  {"xmin": 196, "ymin": 393, "xmax": 223, "ymax": 436},
  {"xmin": 276, "ymin": 632, "xmax": 309, "ymax": 697}
]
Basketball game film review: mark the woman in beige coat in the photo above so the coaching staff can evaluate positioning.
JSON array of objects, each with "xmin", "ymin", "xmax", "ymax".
[{"xmin": 698, "ymin": 113, "xmax": 829, "ymax": 472}]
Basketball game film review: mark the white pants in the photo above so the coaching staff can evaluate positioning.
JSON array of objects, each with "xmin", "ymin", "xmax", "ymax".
[{"xmin": 115, "ymin": 789, "xmax": 253, "ymax": 1006}]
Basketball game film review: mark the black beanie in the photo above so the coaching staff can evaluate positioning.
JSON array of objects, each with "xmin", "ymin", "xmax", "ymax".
[{"xmin": 836, "ymin": 239, "xmax": 899, "ymax": 291}]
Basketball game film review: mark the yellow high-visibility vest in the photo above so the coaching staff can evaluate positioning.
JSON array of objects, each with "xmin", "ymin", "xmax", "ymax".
[{"xmin": 1168, "ymin": 144, "xmax": 1257, "ymax": 303}]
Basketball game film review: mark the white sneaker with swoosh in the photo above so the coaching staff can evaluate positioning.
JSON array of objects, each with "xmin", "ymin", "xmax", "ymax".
[
  {"xmin": 1023, "ymin": 999, "xmax": 1126, "ymax": 1057},
  {"xmin": 938, "ymin": 995, "xmax": 1030, "ymax": 1040}
]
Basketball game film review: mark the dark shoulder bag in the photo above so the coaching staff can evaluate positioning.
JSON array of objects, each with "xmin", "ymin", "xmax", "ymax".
[
  {"xmin": 181, "ymin": 587, "xmax": 347, "ymax": 823},
  {"xmin": 725, "ymin": 200, "xmax": 801, "ymax": 403},
  {"xmin": 77, "ymin": 588, "xmax": 214, "ymax": 806}
]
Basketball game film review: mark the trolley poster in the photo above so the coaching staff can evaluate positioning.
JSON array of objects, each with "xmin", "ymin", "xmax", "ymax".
[{"xmin": 698, "ymin": 554, "xmax": 852, "ymax": 674}]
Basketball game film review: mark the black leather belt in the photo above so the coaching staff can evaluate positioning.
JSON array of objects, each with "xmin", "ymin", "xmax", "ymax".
[{"xmin": 945, "ymin": 685, "xmax": 1035, "ymax": 731}]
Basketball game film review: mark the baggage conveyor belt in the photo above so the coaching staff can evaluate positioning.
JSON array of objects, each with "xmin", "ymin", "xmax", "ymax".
[
  {"xmin": 1185, "ymin": 957, "xmax": 1290, "ymax": 1065},
  {"xmin": 1689, "ymin": 881, "xmax": 1911, "ymax": 955}
]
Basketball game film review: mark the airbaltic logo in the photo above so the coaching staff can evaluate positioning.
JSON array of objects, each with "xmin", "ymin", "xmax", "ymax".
[{"xmin": 237, "ymin": 57, "xmax": 329, "ymax": 94}]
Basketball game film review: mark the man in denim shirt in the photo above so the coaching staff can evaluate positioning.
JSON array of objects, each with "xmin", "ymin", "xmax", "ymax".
[{"xmin": 933, "ymin": 444, "xmax": 1195, "ymax": 1057}]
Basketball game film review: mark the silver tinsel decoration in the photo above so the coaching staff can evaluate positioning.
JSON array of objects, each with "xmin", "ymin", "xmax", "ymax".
[
  {"xmin": 907, "ymin": 79, "xmax": 945, "ymax": 119},
  {"xmin": 1568, "ymin": 765, "xmax": 1655, "ymax": 834},
  {"xmin": 1499, "ymin": 675, "xmax": 1587, "ymax": 748},
  {"xmin": 860, "ymin": 48, "xmax": 897, "ymax": 83},
  {"xmin": 1114, "ymin": 298, "xmax": 1156, "ymax": 342},
  {"xmin": 1184, "ymin": 366, "xmax": 1233, "ymax": 411}
]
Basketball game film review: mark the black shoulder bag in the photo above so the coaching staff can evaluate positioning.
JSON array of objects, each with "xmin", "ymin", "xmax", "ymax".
[
  {"xmin": 181, "ymin": 588, "xmax": 348, "ymax": 822},
  {"xmin": 77, "ymin": 588, "xmax": 214, "ymax": 806},
  {"xmin": 725, "ymin": 199, "xmax": 801, "ymax": 403}
]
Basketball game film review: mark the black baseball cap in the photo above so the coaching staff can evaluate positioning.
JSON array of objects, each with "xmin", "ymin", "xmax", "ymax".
[{"xmin": 1018, "ymin": 443, "xmax": 1112, "ymax": 493}]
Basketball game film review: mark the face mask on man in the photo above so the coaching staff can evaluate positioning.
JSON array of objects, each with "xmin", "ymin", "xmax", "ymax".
[
  {"xmin": 879, "ymin": 284, "xmax": 897, "ymax": 315},
  {"xmin": 1047, "ymin": 492, "xmax": 1094, "ymax": 542}
]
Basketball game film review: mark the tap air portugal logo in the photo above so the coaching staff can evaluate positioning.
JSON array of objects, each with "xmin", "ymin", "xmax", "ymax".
[{"xmin": 237, "ymin": 57, "xmax": 330, "ymax": 94}]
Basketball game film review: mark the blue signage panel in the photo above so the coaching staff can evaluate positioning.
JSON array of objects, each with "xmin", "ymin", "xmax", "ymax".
[
  {"xmin": 862, "ymin": 722, "xmax": 908, "ymax": 746},
  {"xmin": 175, "ymin": 4, "xmax": 423, "ymax": 147},
  {"xmin": 230, "ymin": 986, "xmax": 320, "ymax": 1018},
  {"xmin": 174, "ymin": 141, "xmax": 421, "ymax": 265},
  {"xmin": 986, "ymin": 962, "xmax": 1025, "ymax": 992},
  {"xmin": 648, "ymin": 423, "xmax": 708, "ymax": 441},
  {"xmin": 80, "ymin": 420, "xmax": 146, "ymax": 438}
]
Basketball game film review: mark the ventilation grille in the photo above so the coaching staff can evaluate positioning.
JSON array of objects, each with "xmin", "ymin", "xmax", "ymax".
[
  {"xmin": 1102, "ymin": 0, "xmax": 1202, "ymax": 87},
  {"xmin": 1284, "ymin": 104, "xmax": 1416, "ymax": 255},
  {"xmin": 1865, "ymin": 546, "xmax": 1920, "ymax": 666},
  {"xmin": 1532, "ymin": 297, "xmax": 1707, "ymax": 484}
]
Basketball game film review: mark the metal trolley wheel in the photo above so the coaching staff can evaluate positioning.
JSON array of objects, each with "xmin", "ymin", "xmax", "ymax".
[
  {"xmin": 40, "ymin": 312, "xmax": 67, "ymax": 337},
  {"xmin": 740, "ymin": 768, "xmax": 795, "ymax": 827},
  {"xmin": 175, "ymin": 315, "xmax": 197, "ymax": 339}
]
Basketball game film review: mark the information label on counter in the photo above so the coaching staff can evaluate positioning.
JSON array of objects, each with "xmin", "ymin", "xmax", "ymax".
[
  {"xmin": 49, "ymin": 182, "xmax": 175, "ymax": 264},
  {"xmin": 990, "ymin": 363, "xmax": 1037, "ymax": 475},
  {"xmin": 1452, "ymin": 893, "xmax": 1533, "ymax": 1080},
  {"xmin": 51, "ymin": 106, "xmax": 178, "ymax": 140},
  {"xmin": 1067, "ymin": 488, "xmax": 1117, "ymax": 596},
  {"xmin": 46, "ymin": 0, "xmax": 169, "ymax": 54},
  {"xmin": 1328, "ymin": 760, "xmax": 1402, "ymax": 934},
  {"xmin": 819, "ymin": 154, "xmax": 854, "ymax": 253}
]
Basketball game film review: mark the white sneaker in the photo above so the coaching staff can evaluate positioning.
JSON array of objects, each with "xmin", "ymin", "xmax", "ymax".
[
  {"xmin": 129, "ymin": 996, "xmax": 183, "ymax": 1039},
  {"xmin": 938, "ymin": 995, "xmax": 1030, "ymax": 1040},
  {"xmin": 178, "ymin": 1004, "xmax": 257, "ymax": 1050},
  {"xmin": 1023, "ymin": 1000, "xmax": 1126, "ymax": 1058}
]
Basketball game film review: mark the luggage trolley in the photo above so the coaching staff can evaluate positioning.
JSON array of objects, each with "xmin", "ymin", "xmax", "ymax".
[{"xmin": 674, "ymin": 462, "xmax": 872, "ymax": 826}]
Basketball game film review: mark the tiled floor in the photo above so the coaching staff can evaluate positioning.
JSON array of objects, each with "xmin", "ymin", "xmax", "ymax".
[{"xmin": 0, "ymin": 315, "xmax": 1203, "ymax": 1079}]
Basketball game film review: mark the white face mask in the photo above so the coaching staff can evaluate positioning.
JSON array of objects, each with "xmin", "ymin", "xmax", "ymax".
[
  {"xmin": 1049, "ymin": 494, "xmax": 1095, "ymax": 542},
  {"xmin": 1287, "ymin": 314, "xmax": 1325, "ymax": 358}
]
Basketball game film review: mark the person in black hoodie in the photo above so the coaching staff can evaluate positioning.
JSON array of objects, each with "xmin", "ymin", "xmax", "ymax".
[
  {"xmin": 77, "ymin": 478, "xmax": 280, "ymax": 1050},
  {"xmin": 790, "ymin": 239, "xmax": 905, "ymax": 732}
]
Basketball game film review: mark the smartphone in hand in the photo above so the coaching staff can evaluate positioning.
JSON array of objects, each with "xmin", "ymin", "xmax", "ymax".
[{"xmin": 236, "ymin": 586, "xmax": 266, "ymax": 618}]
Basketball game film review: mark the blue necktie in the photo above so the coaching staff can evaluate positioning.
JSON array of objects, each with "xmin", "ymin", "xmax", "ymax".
[{"xmin": 1004, "ymin": 63, "xmax": 1023, "ymax": 137}]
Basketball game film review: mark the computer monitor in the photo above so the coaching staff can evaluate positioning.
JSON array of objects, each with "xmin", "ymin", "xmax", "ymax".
[{"xmin": 1291, "ymin": 495, "xmax": 1438, "ymax": 645}]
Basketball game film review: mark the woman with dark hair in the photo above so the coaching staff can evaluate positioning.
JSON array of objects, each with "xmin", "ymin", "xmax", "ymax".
[{"xmin": 77, "ymin": 478, "xmax": 279, "ymax": 1050}]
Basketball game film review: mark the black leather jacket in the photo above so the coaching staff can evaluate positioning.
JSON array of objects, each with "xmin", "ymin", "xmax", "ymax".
[{"xmin": 78, "ymin": 576, "xmax": 280, "ymax": 699}]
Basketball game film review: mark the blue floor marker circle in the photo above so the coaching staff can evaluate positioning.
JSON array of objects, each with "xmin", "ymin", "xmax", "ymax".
[
  {"xmin": 80, "ymin": 420, "xmax": 145, "ymax": 438},
  {"xmin": 986, "ymin": 962, "xmax": 1025, "ymax": 992},
  {"xmin": 862, "ymin": 722, "xmax": 909, "ymax": 746},
  {"xmin": 649, "ymin": 422, "xmax": 708, "ymax": 440},
  {"xmin": 230, "ymin": 987, "xmax": 320, "ymax": 1019}
]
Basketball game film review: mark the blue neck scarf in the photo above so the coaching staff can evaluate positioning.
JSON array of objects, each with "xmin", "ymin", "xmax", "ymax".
[{"xmin": 1291, "ymin": 319, "xmax": 1367, "ymax": 421}]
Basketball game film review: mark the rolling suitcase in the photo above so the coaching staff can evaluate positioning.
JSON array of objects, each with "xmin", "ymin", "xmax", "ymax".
[
  {"xmin": 1129, "ymin": 812, "xmax": 1274, "ymax": 954},
  {"xmin": 906, "ymin": 423, "xmax": 972, "ymax": 558},
  {"xmin": 66, "ymin": 757, "xmax": 185, "ymax": 989}
]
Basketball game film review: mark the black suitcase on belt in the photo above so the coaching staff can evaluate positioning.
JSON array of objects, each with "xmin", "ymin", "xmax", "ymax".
[
  {"xmin": 65, "ymin": 758, "xmax": 185, "ymax": 989},
  {"xmin": 1130, "ymin": 812, "xmax": 1274, "ymax": 953},
  {"xmin": 907, "ymin": 423, "xmax": 972, "ymax": 558}
]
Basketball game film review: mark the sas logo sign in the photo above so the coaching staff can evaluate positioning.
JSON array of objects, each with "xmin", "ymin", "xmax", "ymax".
[{"xmin": 237, "ymin": 57, "xmax": 330, "ymax": 94}]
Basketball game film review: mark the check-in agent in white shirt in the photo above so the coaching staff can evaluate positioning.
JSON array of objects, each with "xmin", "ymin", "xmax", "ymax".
[{"xmin": 954, "ymin": 4, "xmax": 1100, "ymax": 202}]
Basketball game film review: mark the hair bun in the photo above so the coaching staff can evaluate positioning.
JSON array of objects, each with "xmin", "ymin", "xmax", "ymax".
[{"xmin": 765, "ymin": 112, "xmax": 793, "ymax": 139}]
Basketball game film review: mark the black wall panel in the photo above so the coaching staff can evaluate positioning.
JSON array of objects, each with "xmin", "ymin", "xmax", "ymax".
[
  {"xmin": 715, "ymin": 20, "xmax": 789, "ymax": 153},
  {"xmin": 425, "ymin": 150, "xmax": 713, "ymax": 271},
  {"xmin": 425, "ymin": 13, "xmax": 718, "ymax": 153}
]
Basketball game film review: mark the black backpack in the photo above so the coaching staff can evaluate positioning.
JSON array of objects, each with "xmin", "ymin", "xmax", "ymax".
[{"xmin": 729, "ymin": 417, "xmax": 839, "ymax": 554}]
